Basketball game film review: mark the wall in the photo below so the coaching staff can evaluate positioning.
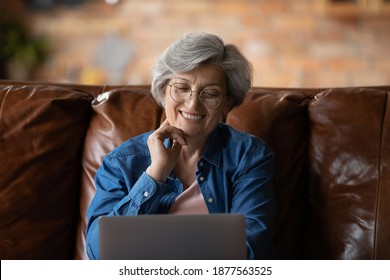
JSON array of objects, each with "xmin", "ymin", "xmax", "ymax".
[{"xmin": 3, "ymin": 0, "xmax": 390, "ymax": 87}]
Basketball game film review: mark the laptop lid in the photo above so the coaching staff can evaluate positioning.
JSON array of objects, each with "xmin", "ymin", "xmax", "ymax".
[{"xmin": 99, "ymin": 214, "xmax": 247, "ymax": 260}]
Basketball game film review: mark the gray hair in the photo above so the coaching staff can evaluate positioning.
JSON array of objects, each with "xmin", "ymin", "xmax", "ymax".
[{"xmin": 151, "ymin": 33, "xmax": 253, "ymax": 111}]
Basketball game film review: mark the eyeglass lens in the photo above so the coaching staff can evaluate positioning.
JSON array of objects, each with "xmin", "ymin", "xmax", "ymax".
[{"xmin": 170, "ymin": 83, "xmax": 222, "ymax": 108}]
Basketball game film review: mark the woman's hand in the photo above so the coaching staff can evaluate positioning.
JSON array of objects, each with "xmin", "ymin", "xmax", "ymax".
[{"xmin": 146, "ymin": 120, "xmax": 187, "ymax": 183}]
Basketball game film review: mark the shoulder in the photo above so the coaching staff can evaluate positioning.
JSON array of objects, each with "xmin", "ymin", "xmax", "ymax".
[
  {"xmin": 105, "ymin": 130, "xmax": 154, "ymax": 160},
  {"xmin": 218, "ymin": 123, "xmax": 272, "ymax": 155},
  {"xmin": 203, "ymin": 123, "xmax": 273, "ymax": 168},
  {"xmin": 216, "ymin": 124, "xmax": 275, "ymax": 178},
  {"xmin": 95, "ymin": 131, "xmax": 153, "ymax": 180}
]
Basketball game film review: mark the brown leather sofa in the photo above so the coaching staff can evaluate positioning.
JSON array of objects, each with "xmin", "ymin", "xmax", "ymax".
[{"xmin": 1, "ymin": 80, "xmax": 389, "ymax": 260}]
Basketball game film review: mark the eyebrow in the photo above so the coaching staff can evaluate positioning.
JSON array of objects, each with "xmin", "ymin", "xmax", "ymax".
[
  {"xmin": 171, "ymin": 77, "xmax": 223, "ymax": 88},
  {"xmin": 172, "ymin": 77, "xmax": 189, "ymax": 82}
]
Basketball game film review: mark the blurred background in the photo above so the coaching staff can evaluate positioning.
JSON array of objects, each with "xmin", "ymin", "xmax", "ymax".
[{"xmin": 1, "ymin": 0, "xmax": 389, "ymax": 87}]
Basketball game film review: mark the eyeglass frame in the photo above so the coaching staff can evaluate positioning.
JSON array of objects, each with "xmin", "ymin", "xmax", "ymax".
[{"xmin": 168, "ymin": 82, "xmax": 226, "ymax": 109}]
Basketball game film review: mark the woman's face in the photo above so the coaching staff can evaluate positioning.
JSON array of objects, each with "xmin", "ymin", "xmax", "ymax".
[{"xmin": 164, "ymin": 63, "xmax": 229, "ymax": 141}]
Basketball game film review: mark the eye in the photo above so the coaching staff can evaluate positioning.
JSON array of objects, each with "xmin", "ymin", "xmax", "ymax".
[
  {"xmin": 174, "ymin": 84, "xmax": 191, "ymax": 94},
  {"xmin": 202, "ymin": 91, "xmax": 220, "ymax": 99}
]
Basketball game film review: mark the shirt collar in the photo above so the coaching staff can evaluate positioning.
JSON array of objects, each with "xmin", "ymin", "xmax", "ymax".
[{"xmin": 201, "ymin": 123, "xmax": 223, "ymax": 167}]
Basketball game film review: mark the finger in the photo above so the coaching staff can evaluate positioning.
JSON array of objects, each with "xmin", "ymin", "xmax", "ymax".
[
  {"xmin": 170, "ymin": 132, "xmax": 188, "ymax": 146},
  {"xmin": 148, "ymin": 133, "xmax": 166, "ymax": 149},
  {"xmin": 160, "ymin": 119, "xmax": 170, "ymax": 127},
  {"xmin": 149, "ymin": 131, "xmax": 186, "ymax": 150},
  {"xmin": 171, "ymin": 139, "xmax": 183, "ymax": 154},
  {"xmin": 158, "ymin": 125, "xmax": 188, "ymax": 146}
]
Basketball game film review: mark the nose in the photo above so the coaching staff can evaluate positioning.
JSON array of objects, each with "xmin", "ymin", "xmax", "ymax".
[{"xmin": 185, "ymin": 91, "xmax": 203, "ymax": 108}]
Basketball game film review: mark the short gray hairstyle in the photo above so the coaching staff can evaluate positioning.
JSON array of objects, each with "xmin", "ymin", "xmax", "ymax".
[{"xmin": 151, "ymin": 33, "xmax": 253, "ymax": 111}]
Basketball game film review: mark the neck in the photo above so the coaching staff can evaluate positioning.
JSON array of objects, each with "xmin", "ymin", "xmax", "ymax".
[
  {"xmin": 180, "ymin": 134, "xmax": 208, "ymax": 160},
  {"xmin": 174, "ymin": 144, "xmax": 203, "ymax": 189}
]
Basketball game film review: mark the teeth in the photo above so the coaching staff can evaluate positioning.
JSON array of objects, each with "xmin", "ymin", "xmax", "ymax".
[{"xmin": 181, "ymin": 112, "xmax": 203, "ymax": 120}]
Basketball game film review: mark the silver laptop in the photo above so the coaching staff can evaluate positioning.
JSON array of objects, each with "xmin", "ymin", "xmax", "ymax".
[{"xmin": 99, "ymin": 214, "xmax": 247, "ymax": 260}]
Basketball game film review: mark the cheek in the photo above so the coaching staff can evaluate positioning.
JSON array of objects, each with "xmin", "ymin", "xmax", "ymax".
[
  {"xmin": 164, "ymin": 100, "xmax": 179, "ymax": 121},
  {"xmin": 223, "ymin": 98, "xmax": 232, "ymax": 115},
  {"xmin": 208, "ymin": 110, "xmax": 225, "ymax": 124},
  {"xmin": 214, "ymin": 101, "xmax": 231, "ymax": 120}
]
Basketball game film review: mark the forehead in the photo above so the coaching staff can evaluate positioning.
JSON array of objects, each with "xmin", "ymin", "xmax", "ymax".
[{"xmin": 172, "ymin": 64, "xmax": 226, "ymax": 86}]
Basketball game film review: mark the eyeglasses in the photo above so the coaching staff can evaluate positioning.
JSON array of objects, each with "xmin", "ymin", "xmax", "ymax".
[{"xmin": 169, "ymin": 83, "xmax": 225, "ymax": 109}]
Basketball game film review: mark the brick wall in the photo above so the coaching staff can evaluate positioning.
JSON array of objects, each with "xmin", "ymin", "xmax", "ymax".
[{"xmin": 3, "ymin": 0, "xmax": 390, "ymax": 87}]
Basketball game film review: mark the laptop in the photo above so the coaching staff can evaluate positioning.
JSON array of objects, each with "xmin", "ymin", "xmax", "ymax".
[{"xmin": 99, "ymin": 214, "xmax": 247, "ymax": 260}]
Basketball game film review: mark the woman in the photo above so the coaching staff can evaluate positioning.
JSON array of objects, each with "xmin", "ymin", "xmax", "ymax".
[{"xmin": 86, "ymin": 33, "xmax": 276, "ymax": 260}]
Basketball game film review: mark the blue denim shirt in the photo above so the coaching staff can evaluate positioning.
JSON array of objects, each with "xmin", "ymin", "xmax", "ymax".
[{"xmin": 86, "ymin": 123, "xmax": 276, "ymax": 260}]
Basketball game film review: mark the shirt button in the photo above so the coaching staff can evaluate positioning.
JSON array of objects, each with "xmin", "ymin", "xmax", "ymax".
[
  {"xmin": 199, "ymin": 176, "xmax": 205, "ymax": 182},
  {"xmin": 199, "ymin": 161, "xmax": 204, "ymax": 167},
  {"xmin": 208, "ymin": 197, "xmax": 214, "ymax": 203},
  {"xmin": 143, "ymin": 191, "xmax": 149, "ymax": 197}
]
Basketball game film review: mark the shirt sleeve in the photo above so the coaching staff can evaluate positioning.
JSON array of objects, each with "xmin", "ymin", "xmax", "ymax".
[
  {"xmin": 85, "ymin": 155, "xmax": 177, "ymax": 260},
  {"xmin": 230, "ymin": 140, "xmax": 277, "ymax": 260}
]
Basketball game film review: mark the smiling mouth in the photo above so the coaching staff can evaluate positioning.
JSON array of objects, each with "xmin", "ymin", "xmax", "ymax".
[{"xmin": 180, "ymin": 111, "xmax": 204, "ymax": 121}]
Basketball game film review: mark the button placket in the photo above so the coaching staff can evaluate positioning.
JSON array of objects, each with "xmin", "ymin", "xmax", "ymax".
[
  {"xmin": 197, "ymin": 161, "xmax": 205, "ymax": 183},
  {"xmin": 197, "ymin": 161, "xmax": 214, "ymax": 205}
]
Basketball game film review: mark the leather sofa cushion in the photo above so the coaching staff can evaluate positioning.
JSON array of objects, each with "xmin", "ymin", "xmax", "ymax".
[
  {"xmin": 74, "ymin": 87, "xmax": 163, "ymax": 259},
  {"xmin": 0, "ymin": 85, "xmax": 92, "ymax": 259}
]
